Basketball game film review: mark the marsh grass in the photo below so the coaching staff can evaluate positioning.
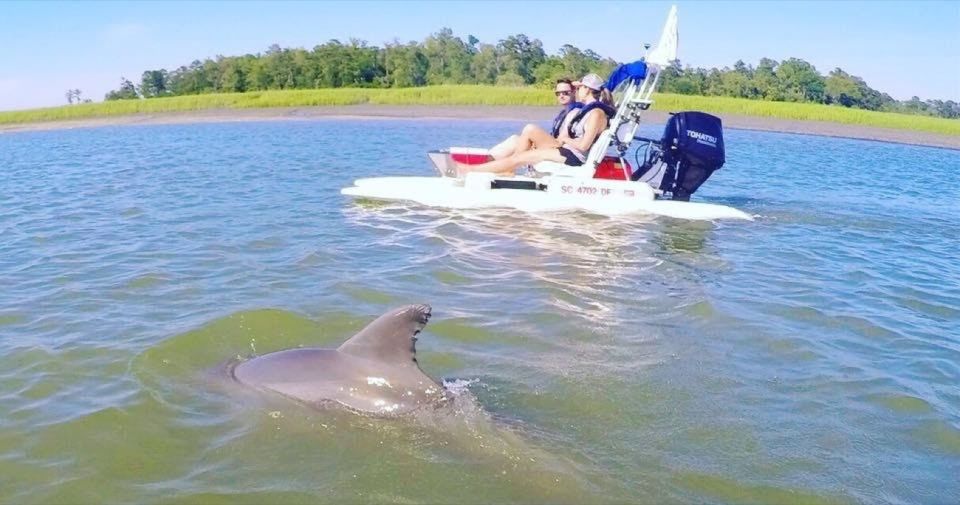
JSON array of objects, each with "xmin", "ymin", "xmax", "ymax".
[{"xmin": 2, "ymin": 85, "xmax": 957, "ymax": 135}]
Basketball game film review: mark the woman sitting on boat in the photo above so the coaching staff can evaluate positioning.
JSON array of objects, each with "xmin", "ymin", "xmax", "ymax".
[{"xmin": 455, "ymin": 73, "xmax": 616, "ymax": 176}]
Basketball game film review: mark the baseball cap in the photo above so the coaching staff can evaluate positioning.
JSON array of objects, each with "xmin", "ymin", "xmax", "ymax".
[{"xmin": 573, "ymin": 73, "xmax": 604, "ymax": 91}]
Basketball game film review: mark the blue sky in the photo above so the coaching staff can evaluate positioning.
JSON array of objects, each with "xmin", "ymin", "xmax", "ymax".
[{"xmin": 1, "ymin": 1, "xmax": 958, "ymax": 111}]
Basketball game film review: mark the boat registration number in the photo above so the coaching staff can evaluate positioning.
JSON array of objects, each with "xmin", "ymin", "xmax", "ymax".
[{"xmin": 557, "ymin": 184, "xmax": 638, "ymax": 198}]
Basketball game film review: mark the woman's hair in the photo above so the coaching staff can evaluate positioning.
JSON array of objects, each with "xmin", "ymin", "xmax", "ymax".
[
  {"xmin": 599, "ymin": 88, "xmax": 614, "ymax": 107},
  {"xmin": 586, "ymin": 87, "xmax": 615, "ymax": 107}
]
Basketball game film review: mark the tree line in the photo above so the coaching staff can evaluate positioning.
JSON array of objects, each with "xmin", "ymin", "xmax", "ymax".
[
  {"xmin": 658, "ymin": 58, "xmax": 958, "ymax": 119},
  {"xmin": 93, "ymin": 29, "xmax": 957, "ymax": 119}
]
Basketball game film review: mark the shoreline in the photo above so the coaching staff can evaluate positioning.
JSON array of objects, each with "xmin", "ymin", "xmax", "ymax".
[{"xmin": 2, "ymin": 105, "xmax": 958, "ymax": 150}]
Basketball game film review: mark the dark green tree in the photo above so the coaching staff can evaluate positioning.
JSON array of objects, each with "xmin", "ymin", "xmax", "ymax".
[
  {"xmin": 64, "ymin": 88, "xmax": 82, "ymax": 104},
  {"xmin": 497, "ymin": 34, "xmax": 545, "ymax": 84},
  {"xmin": 753, "ymin": 58, "xmax": 781, "ymax": 100},
  {"xmin": 140, "ymin": 70, "xmax": 168, "ymax": 97},
  {"xmin": 470, "ymin": 43, "xmax": 500, "ymax": 84},
  {"xmin": 777, "ymin": 58, "xmax": 825, "ymax": 102},
  {"xmin": 218, "ymin": 58, "xmax": 248, "ymax": 92},
  {"xmin": 382, "ymin": 41, "xmax": 429, "ymax": 87},
  {"xmin": 824, "ymin": 68, "xmax": 862, "ymax": 107},
  {"xmin": 104, "ymin": 77, "xmax": 139, "ymax": 100},
  {"xmin": 422, "ymin": 28, "xmax": 473, "ymax": 84}
]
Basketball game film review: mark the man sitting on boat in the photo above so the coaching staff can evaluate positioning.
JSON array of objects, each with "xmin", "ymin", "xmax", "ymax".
[
  {"xmin": 454, "ymin": 73, "xmax": 616, "ymax": 176},
  {"xmin": 487, "ymin": 78, "xmax": 583, "ymax": 159}
]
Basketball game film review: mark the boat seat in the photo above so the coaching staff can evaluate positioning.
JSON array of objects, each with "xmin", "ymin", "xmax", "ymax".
[{"xmin": 532, "ymin": 161, "xmax": 591, "ymax": 178}]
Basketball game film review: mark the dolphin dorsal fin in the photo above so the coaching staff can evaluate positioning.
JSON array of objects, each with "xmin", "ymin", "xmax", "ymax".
[{"xmin": 337, "ymin": 304, "xmax": 431, "ymax": 365}]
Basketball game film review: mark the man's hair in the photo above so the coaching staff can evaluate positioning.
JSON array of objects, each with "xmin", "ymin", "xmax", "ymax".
[{"xmin": 555, "ymin": 78, "xmax": 573, "ymax": 87}]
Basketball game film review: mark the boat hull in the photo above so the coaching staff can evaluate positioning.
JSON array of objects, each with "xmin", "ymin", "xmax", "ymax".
[{"xmin": 342, "ymin": 175, "xmax": 752, "ymax": 221}]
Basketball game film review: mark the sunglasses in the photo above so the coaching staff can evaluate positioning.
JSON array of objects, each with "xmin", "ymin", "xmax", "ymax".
[{"xmin": 554, "ymin": 90, "xmax": 573, "ymax": 97}]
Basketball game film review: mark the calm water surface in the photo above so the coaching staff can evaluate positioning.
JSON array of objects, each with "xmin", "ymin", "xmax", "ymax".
[{"xmin": 1, "ymin": 119, "xmax": 958, "ymax": 504}]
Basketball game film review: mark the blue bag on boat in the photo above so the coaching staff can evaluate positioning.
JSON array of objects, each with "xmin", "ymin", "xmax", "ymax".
[{"xmin": 605, "ymin": 61, "xmax": 648, "ymax": 90}]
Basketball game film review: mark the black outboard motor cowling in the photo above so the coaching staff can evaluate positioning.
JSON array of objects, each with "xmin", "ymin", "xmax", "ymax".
[{"xmin": 658, "ymin": 111, "xmax": 725, "ymax": 201}]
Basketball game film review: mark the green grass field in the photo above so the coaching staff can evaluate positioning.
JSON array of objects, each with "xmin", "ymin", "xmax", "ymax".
[{"xmin": 1, "ymin": 85, "xmax": 957, "ymax": 136}]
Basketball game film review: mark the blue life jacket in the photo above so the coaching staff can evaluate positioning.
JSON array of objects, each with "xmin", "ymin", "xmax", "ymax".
[
  {"xmin": 550, "ymin": 101, "xmax": 583, "ymax": 137},
  {"xmin": 566, "ymin": 101, "xmax": 617, "ymax": 138}
]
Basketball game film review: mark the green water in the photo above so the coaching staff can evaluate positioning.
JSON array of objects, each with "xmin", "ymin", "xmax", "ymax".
[{"xmin": 1, "ymin": 120, "xmax": 957, "ymax": 503}]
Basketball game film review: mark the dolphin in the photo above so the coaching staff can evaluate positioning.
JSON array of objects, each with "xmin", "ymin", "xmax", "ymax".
[{"xmin": 230, "ymin": 304, "xmax": 450, "ymax": 416}]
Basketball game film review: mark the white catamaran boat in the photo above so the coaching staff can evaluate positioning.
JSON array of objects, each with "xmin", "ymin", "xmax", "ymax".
[{"xmin": 342, "ymin": 6, "xmax": 752, "ymax": 221}]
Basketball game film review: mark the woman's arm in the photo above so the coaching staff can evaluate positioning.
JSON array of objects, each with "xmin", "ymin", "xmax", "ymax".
[
  {"xmin": 565, "ymin": 110, "xmax": 607, "ymax": 153},
  {"xmin": 555, "ymin": 109, "xmax": 580, "ymax": 143}
]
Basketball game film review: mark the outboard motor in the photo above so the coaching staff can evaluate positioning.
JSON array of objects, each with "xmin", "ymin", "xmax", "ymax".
[{"xmin": 631, "ymin": 111, "xmax": 726, "ymax": 201}]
